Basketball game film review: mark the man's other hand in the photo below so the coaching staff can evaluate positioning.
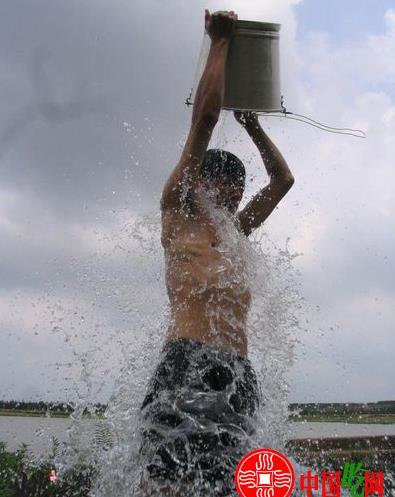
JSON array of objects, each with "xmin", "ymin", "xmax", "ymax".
[
  {"xmin": 205, "ymin": 9, "xmax": 238, "ymax": 41},
  {"xmin": 234, "ymin": 111, "xmax": 259, "ymax": 130}
]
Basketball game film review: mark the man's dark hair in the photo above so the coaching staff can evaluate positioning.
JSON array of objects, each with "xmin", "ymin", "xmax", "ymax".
[{"xmin": 200, "ymin": 149, "xmax": 245, "ymax": 187}]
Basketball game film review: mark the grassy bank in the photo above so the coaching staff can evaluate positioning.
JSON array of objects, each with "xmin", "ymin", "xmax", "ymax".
[
  {"xmin": 0, "ymin": 442, "xmax": 93, "ymax": 497},
  {"xmin": 289, "ymin": 413, "xmax": 395, "ymax": 424},
  {"xmin": 1, "ymin": 438, "xmax": 394, "ymax": 497},
  {"xmin": 0, "ymin": 409, "xmax": 70, "ymax": 418},
  {"xmin": 0, "ymin": 409, "xmax": 101, "ymax": 419}
]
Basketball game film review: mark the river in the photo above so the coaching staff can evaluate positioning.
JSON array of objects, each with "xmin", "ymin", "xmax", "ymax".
[{"xmin": 1, "ymin": 415, "xmax": 394, "ymax": 457}]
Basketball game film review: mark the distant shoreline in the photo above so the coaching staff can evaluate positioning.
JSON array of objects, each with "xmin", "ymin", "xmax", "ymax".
[
  {"xmin": 1, "ymin": 400, "xmax": 394, "ymax": 424},
  {"xmin": 1, "ymin": 408, "xmax": 394, "ymax": 424}
]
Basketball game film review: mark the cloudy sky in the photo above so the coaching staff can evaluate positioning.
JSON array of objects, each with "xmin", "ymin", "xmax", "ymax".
[{"xmin": 0, "ymin": 0, "xmax": 394, "ymax": 404}]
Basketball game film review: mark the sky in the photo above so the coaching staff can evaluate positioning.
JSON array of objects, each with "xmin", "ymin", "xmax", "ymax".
[{"xmin": 0, "ymin": 0, "xmax": 394, "ymax": 404}]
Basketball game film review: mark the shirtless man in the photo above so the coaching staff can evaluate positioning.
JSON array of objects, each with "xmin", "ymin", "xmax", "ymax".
[{"xmin": 138, "ymin": 9, "xmax": 294, "ymax": 497}]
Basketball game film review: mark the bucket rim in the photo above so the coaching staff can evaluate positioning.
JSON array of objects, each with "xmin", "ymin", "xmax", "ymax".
[{"xmin": 236, "ymin": 20, "xmax": 281, "ymax": 32}]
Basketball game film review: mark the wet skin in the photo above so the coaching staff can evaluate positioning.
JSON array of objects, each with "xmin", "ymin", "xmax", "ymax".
[{"xmin": 162, "ymin": 178, "xmax": 250, "ymax": 358}]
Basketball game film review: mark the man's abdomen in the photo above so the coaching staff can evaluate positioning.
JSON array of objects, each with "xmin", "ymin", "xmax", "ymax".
[{"xmin": 165, "ymin": 288, "xmax": 250, "ymax": 358}]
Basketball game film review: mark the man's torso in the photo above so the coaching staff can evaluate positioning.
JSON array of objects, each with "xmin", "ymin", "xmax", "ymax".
[{"xmin": 161, "ymin": 195, "xmax": 251, "ymax": 358}]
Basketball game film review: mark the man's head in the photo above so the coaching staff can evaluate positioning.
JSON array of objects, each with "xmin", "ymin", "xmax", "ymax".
[{"xmin": 199, "ymin": 149, "xmax": 245, "ymax": 213}]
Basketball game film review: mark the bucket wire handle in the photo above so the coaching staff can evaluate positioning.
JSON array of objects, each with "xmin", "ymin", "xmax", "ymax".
[{"xmin": 261, "ymin": 96, "xmax": 367, "ymax": 139}]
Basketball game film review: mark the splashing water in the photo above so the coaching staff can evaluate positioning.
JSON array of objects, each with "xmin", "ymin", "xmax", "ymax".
[
  {"xmin": 48, "ymin": 188, "xmax": 394, "ymax": 496},
  {"xmin": 49, "ymin": 190, "xmax": 302, "ymax": 496},
  {"xmin": 1, "ymin": 100, "xmax": 390, "ymax": 494}
]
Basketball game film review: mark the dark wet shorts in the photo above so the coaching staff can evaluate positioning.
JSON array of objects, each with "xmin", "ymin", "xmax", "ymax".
[{"xmin": 137, "ymin": 338, "xmax": 261, "ymax": 496}]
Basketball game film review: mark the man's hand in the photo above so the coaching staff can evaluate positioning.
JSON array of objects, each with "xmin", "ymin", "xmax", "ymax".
[
  {"xmin": 205, "ymin": 9, "xmax": 238, "ymax": 41},
  {"xmin": 234, "ymin": 111, "xmax": 260, "ymax": 132}
]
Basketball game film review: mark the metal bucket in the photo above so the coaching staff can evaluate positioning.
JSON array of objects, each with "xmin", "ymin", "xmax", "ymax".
[{"xmin": 188, "ymin": 20, "xmax": 281, "ymax": 112}]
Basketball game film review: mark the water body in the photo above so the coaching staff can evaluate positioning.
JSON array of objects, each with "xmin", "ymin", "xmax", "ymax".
[{"xmin": 1, "ymin": 416, "xmax": 394, "ymax": 456}]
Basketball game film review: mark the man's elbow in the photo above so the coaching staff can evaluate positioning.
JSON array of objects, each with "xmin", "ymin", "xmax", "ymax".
[
  {"xmin": 284, "ymin": 173, "xmax": 295, "ymax": 188},
  {"xmin": 273, "ymin": 173, "xmax": 295, "ymax": 191}
]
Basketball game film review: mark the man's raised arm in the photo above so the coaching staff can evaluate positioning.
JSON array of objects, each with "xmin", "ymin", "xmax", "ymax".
[
  {"xmin": 236, "ymin": 112, "xmax": 295, "ymax": 236},
  {"xmin": 160, "ymin": 10, "xmax": 237, "ymax": 212}
]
